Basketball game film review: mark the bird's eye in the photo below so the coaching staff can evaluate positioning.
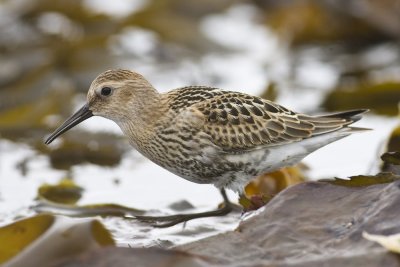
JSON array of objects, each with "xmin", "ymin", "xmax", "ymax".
[{"xmin": 100, "ymin": 87, "xmax": 112, "ymax": 96}]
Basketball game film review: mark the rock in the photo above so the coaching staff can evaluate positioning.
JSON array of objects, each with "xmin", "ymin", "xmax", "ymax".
[
  {"xmin": 53, "ymin": 247, "xmax": 212, "ymax": 267},
  {"xmin": 179, "ymin": 178, "xmax": 400, "ymax": 267},
  {"xmin": 52, "ymin": 177, "xmax": 400, "ymax": 267},
  {"xmin": 168, "ymin": 200, "xmax": 196, "ymax": 211},
  {"xmin": 0, "ymin": 215, "xmax": 115, "ymax": 267}
]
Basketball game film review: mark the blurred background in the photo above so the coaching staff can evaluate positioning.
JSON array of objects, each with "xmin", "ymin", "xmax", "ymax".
[{"xmin": 0, "ymin": 0, "xmax": 399, "ymax": 246}]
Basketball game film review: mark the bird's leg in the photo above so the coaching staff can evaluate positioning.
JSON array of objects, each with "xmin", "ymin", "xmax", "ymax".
[{"xmin": 134, "ymin": 188, "xmax": 233, "ymax": 227}]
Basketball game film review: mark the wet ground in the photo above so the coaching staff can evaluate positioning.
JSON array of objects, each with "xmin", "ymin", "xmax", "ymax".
[{"xmin": 0, "ymin": 0, "xmax": 399, "ymax": 247}]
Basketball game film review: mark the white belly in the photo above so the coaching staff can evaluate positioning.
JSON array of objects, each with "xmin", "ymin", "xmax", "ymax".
[{"xmin": 213, "ymin": 130, "xmax": 352, "ymax": 192}]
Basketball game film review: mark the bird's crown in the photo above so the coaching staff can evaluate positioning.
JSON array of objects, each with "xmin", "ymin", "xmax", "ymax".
[{"xmin": 91, "ymin": 69, "xmax": 147, "ymax": 88}]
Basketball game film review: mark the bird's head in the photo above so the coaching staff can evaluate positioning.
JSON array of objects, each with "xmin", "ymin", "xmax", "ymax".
[{"xmin": 45, "ymin": 69, "xmax": 158, "ymax": 145}]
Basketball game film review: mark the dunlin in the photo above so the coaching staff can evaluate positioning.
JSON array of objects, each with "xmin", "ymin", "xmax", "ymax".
[{"xmin": 45, "ymin": 69, "xmax": 368, "ymax": 226}]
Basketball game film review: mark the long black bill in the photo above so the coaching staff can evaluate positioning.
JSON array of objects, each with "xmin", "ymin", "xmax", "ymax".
[{"xmin": 45, "ymin": 104, "xmax": 93, "ymax": 145}]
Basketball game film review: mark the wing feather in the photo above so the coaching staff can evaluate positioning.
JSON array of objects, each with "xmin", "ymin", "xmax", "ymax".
[{"xmin": 166, "ymin": 87, "xmax": 366, "ymax": 152}]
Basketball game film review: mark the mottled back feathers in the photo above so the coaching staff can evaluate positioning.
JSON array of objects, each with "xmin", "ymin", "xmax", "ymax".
[{"xmin": 165, "ymin": 86, "xmax": 366, "ymax": 152}]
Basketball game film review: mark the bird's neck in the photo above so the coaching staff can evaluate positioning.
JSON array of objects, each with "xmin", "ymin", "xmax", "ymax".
[{"xmin": 118, "ymin": 90, "xmax": 167, "ymax": 151}]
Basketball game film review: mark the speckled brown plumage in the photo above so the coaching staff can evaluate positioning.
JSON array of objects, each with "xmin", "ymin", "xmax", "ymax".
[
  {"xmin": 46, "ymin": 69, "xmax": 368, "ymax": 193},
  {"xmin": 165, "ymin": 87, "xmax": 359, "ymax": 152}
]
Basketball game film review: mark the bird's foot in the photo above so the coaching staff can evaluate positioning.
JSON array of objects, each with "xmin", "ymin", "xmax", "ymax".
[
  {"xmin": 134, "ymin": 203, "xmax": 233, "ymax": 227},
  {"xmin": 134, "ymin": 188, "xmax": 233, "ymax": 227},
  {"xmin": 239, "ymin": 194, "xmax": 272, "ymax": 212}
]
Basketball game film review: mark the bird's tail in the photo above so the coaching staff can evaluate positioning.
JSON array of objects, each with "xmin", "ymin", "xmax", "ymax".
[
  {"xmin": 301, "ymin": 109, "xmax": 370, "ymax": 136},
  {"xmin": 296, "ymin": 109, "xmax": 370, "ymax": 155},
  {"xmin": 320, "ymin": 109, "xmax": 369, "ymax": 124}
]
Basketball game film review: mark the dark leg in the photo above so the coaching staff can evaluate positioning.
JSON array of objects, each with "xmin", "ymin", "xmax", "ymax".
[{"xmin": 134, "ymin": 188, "xmax": 233, "ymax": 227}]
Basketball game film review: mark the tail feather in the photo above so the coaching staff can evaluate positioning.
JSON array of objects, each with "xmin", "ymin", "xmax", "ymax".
[
  {"xmin": 346, "ymin": 126, "xmax": 372, "ymax": 133},
  {"xmin": 305, "ymin": 109, "xmax": 369, "ymax": 136},
  {"xmin": 321, "ymin": 109, "xmax": 369, "ymax": 123}
]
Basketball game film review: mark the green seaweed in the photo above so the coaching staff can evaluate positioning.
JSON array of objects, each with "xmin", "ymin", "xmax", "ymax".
[
  {"xmin": 322, "ymin": 172, "xmax": 400, "ymax": 187},
  {"xmin": 33, "ymin": 200, "xmax": 145, "ymax": 218},
  {"xmin": 322, "ymin": 82, "xmax": 400, "ymax": 116},
  {"xmin": 381, "ymin": 152, "xmax": 400, "ymax": 166},
  {"xmin": 38, "ymin": 178, "xmax": 83, "ymax": 204}
]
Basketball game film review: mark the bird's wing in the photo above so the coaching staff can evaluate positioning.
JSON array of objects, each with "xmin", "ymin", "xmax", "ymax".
[{"xmin": 185, "ymin": 91, "xmax": 357, "ymax": 152}]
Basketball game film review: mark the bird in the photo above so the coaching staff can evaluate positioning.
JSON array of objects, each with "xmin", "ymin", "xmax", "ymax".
[{"xmin": 45, "ymin": 69, "xmax": 368, "ymax": 227}]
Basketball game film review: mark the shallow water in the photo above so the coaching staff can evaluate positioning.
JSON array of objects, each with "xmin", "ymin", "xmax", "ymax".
[{"xmin": 0, "ymin": 1, "xmax": 399, "ymax": 247}]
